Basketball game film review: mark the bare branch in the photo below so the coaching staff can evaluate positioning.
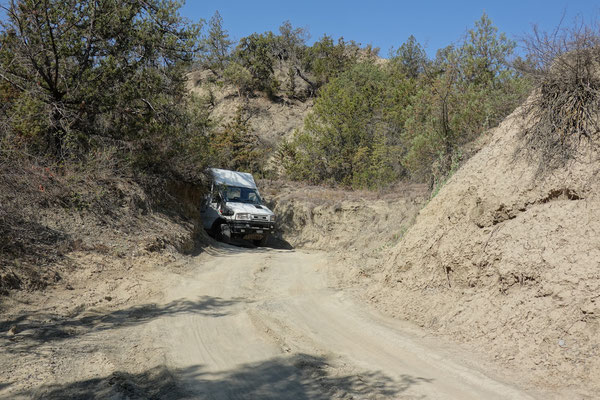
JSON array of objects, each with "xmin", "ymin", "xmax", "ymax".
[{"xmin": 517, "ymin": 18, "xmax": 600, "ymax": 172}]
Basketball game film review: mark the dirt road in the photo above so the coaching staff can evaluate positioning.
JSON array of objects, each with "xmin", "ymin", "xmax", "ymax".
[
  {"xmin": 1, "ymin": 246, "xmax": 540, "ymax": 399},
  {"xmin": 141, "ymin": 247, "xmax": 535, "ymax": 399}
]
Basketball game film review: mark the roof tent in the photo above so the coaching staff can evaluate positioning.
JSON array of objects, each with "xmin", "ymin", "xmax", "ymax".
[{"xmin": 209, "ymin": 168, "xmax": 257, "ymax": 189}]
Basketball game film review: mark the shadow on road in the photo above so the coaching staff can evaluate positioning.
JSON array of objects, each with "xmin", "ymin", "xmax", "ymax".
[
  {"xmin": 12, "ymin": 353, "xmax": 434, "ymax": 399},
  {"xmin": 0, "ymin": 295, "xmax": 242, "ymax": 354}
]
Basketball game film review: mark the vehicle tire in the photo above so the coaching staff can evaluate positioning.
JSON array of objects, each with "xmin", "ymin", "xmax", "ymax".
[
  {"xmin": 253, "ymin": 235, "xmax": 269, "ymax": 247},
  {"xmin": 218, "ymin": 223, "xmax": 231, "ymax": 244},
  {"xmin": 209, "ymin": 220, "xmax": 221, "ymax": 239}
]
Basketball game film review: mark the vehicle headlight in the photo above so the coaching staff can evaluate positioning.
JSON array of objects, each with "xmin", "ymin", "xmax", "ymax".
[
  {"xmin": 269, "ymin": 215, "xmax": 276, "ymax": 222},
  {"xmin": 235, "ymin": 213, "xmax": 250, "ymax": 221}
]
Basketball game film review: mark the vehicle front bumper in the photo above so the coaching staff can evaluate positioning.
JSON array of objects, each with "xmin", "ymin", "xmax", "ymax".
[{"xmin": 227, "ymin": 220, "xmax": 275, "ymax": 238}]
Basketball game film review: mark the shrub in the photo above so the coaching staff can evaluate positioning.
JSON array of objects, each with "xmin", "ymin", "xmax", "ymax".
[
  {"xmin": 518, "ymin": 20, "xmax": 600, "ymax": 169},
  {"xmin": 283, "ymin": 14, "xmax": 529, "ymax": 189},
  {"xmin": 0, "ymin": 0, "xmax": 203, "ymax": 179},
  {"xmin": 282, "ymin": 62, "xmax": 407, "ymax": 188},
  {"xmin": 208, "ymin": 107, "xmax": 265, "ymax": 174}
]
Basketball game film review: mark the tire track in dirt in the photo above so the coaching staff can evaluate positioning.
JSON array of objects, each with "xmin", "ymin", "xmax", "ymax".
[{"xmin": 149, "ymin": 247, "xmax": 537, "ymax": 399}]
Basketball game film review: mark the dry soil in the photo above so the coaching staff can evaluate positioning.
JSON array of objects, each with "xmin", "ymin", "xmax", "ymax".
[{"xmin": 1, "ymin": 246, "xmax": 543, "ymax": 399}]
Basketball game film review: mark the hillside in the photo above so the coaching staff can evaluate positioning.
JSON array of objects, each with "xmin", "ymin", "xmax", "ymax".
[
  {"xmin": 0, "ymin": 164, "xmax": 203, "ymax": 295},
  {"xmin": 362, "ymin": 105, "xmax": 600, "ymax": 395},
  {"xmin": 187, "ymin": 69, "xmax": 313, "ymax": 148}
]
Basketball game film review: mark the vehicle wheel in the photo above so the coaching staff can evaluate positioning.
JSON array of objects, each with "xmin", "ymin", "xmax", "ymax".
[
  {"xmin": 218, "ymin": 223, "xmax": 231, "ymax": 244},
  {"xmin": 253, "ymin": 235, "xmax": 269, "ymax": 247},
  {"xmin": 209, "ymin": 221, "xmax": 221, "ymax": 239}
]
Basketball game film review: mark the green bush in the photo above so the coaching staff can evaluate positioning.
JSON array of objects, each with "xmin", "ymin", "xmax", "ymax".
[
  {"xmin": 0, "ymin": 0, "xmax": 205, "ymax": 180},
  {"xmin": 282, "ymin": 14, "xmax": 530, "ymax": 189},
  {"xmin": 282, "ymin": 62, "xmax": 411, "ymax": 188},
  {"xmin": 208, "ymin": 108, "xmax": 264, "ymax": 174}
]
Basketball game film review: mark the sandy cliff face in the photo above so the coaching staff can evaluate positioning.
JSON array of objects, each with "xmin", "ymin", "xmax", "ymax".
[
  {"xmin": 371, "ymin": 107, "xmax": 600, "ymax": 393},
  {"xmin": 265, "ymin": 182, "xmax": 428, "ymax": 251},
  {"xmin": 187, "ymin": 69, "xmax": 313, "ymax": 148}
]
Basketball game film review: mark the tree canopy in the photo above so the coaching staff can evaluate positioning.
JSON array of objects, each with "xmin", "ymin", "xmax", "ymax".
[
  {"xmin": 282, "ymin": 14, "xmax": 530, "ymax": 189},
  {"xmin": 0, "ymin": 0, "xmax": 202, "ymax": 170},
  {"xmin": 0, "ymin": 5, "xmax": 532, "ymax": 189}
]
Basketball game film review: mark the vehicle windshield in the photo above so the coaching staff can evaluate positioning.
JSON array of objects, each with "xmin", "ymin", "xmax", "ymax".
[{"xmin": 221, "ymin": 186, "xmax": 263, "ymax": 205}]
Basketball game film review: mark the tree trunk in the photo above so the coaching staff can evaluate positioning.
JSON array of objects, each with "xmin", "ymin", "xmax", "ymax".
[{"xmin": 294, "ymin": 67, "xmax": 317, "ymax": 97}]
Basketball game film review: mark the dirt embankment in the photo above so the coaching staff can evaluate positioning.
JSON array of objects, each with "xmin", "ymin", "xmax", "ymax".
[
  {"xmin": 261, "ymin": 180, "xmax": 429, "ymax": 285},
  {"xmin": 365, "ymin": 110, "xmax": 600, "ymax": 396},
  {"xmin": 0, "ymin": 163, "xmax": 207, "ymax": 295},
  {"xmin": 187, "ymin": 69, "xmax": 313, "ymax": 148}
]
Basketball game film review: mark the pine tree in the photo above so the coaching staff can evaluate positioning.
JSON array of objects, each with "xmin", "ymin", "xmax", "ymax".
[
  {"xmin": 461, "ymin": 13, "xmax": 516, "ymax": 87},
  {"xmin": 391, "ymin": 35, "xmax": 427, "ymax": 79},
  {"xmin": 203, "ymin": 11, "xmax": 233, "ymax": 77}
]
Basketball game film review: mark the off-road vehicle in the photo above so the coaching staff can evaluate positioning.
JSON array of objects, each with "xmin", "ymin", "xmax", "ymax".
[{"xmin": 201, "ymin": 168, "xmax": 275, "ymax": 246}]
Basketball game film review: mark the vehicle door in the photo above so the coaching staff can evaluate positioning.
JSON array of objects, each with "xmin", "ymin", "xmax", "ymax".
[{"xmin": 201, "ymin": 183, "xmax": 221, "ymax": 229}]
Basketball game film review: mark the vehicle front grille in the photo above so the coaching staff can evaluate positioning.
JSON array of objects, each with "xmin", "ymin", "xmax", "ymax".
[{"xmin": 250, "ymin": 214, "xmax": 269, "ymax": 221}]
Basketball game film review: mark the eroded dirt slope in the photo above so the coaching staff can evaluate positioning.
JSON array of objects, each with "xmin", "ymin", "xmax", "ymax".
[
  {"xmin": 0, "ymin": 165, "xmax": 202, "ymax": 295},
  {"xmin": 187, "ymin": 69, "xmax": 313, "ymax": 149},
  {"xmin": 367, "ymin": 109, "xmax": 600, "ymax": 396},
  {"xmin": 262, "ymin": 181, "xmax": 429, "ymax": 285}
]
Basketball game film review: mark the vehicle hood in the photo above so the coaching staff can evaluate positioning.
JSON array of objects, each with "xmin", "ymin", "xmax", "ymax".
[{"xmin": 225, "ymin": 202, "xmax": 275, "ymax": 216}]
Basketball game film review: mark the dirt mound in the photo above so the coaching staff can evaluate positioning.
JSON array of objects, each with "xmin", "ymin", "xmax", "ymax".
[
  {"xmin": 0, "ymin": 162, "xmax": 204, "ymax": 295},
  {"xmin": 368, "ymin": 108, "xmax": 600, "ymax": 395},
  {"xmin": 262, "ymin": 181, "xmax": 428, "ymax": 285}
]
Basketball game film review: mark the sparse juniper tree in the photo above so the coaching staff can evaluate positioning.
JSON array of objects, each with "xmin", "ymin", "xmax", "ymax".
[
  {"xmin": 275, "ymin": 21, "xmax": 309, "ymax": 64},
  {"xmin": 461, "ymin": 12, "xmax": 516, "ymax": 87},
  {"xmin": 223, "ymin": 62, "xmax": 254, "ymax": 98},
  {"xmin": 210, "ymin": 107, "xmax": 263, "ymax": 173},
  {"xmin": 276, "ymin": 21, "xmax": 309, "ymax": 97},
  {"xmin": 286, "ymin": 66, "xmax": 297, "ymax": 98},
  {"xmin": 234, "ymin": 32, "xmax": 280, "ymax": 97},
  {"xmin": 303, "ymin": 35, "xmax": 359, "ymax": 90},
  {"xmin": 202, "ymin": 10, "xmax": 233, "ymax": 77},
  {"xmin": 0, "ymin": 0, "xmax": 201, "ymax": 162},
  {"xmin": 390, "ymin": 35, "xmax": 428, "ymax": 79}
]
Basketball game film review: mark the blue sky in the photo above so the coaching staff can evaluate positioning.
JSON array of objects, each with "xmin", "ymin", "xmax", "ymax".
[{"xmin": 181, "ymin": 0, "xmax": 600, "ymax": 57}]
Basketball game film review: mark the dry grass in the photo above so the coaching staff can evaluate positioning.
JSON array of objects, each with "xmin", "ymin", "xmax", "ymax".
[{"xmin": 0, "ymin": 151, "xmax": 203, "ymax": 295}]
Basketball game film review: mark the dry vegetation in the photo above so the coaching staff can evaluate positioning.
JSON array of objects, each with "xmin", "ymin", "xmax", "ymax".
[
  {"xmin": 519, "ymin": 21, "xmax": 600, "ymax": 171},
  {"xmin": 0, "ymin": 158, "xmax": 204, "ymax": 295}
]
